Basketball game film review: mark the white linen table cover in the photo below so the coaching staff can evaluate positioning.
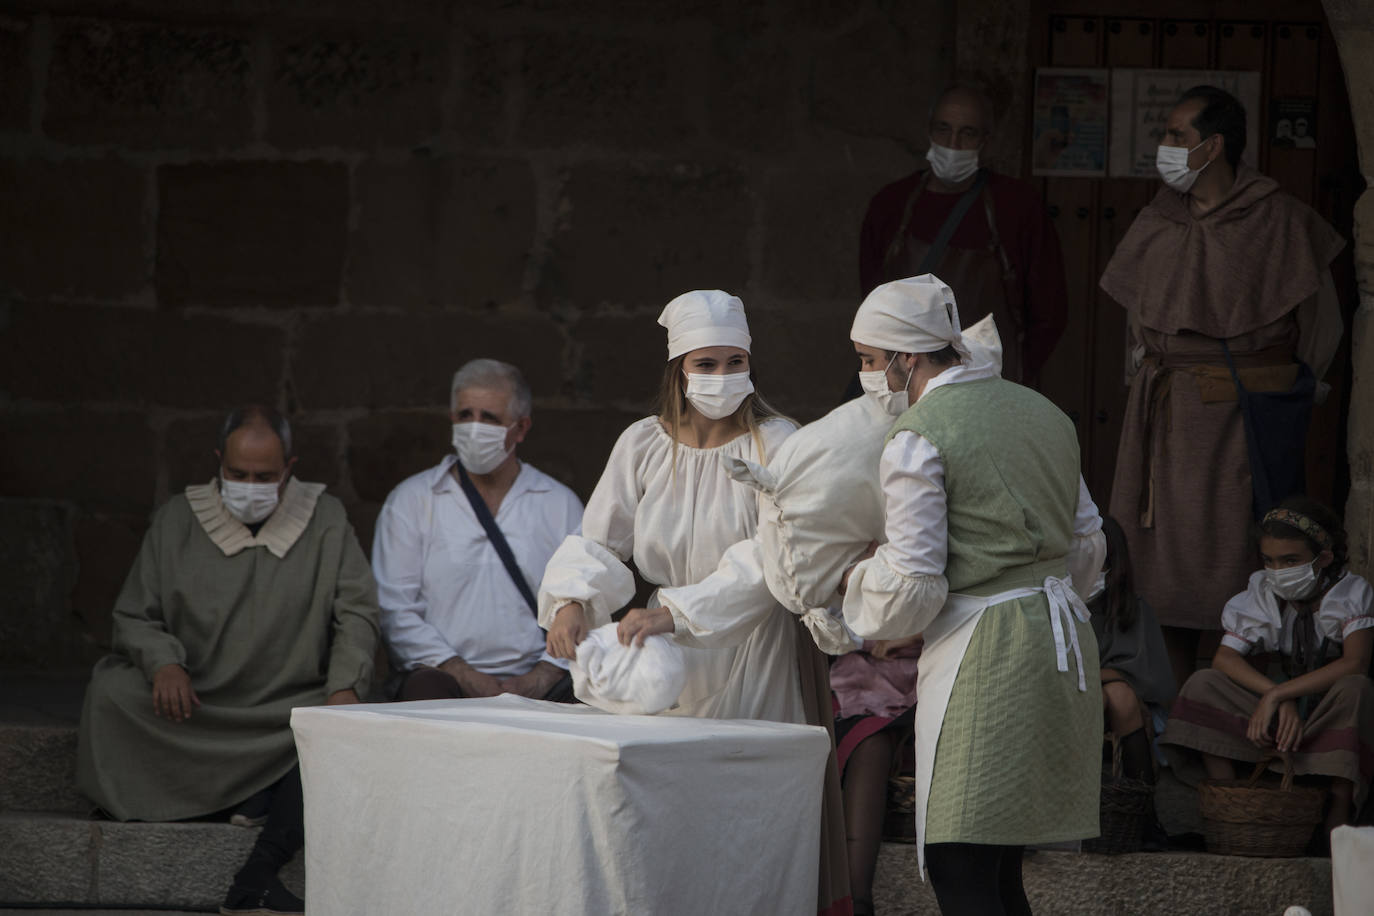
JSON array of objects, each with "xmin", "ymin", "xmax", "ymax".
[{"xmin": 291, "ymin": 695, "xmax": 830, "ymax": 915}]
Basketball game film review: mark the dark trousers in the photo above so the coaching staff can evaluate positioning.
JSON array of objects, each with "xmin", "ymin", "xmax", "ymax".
[
  {"xmin": 233, "ymin": 765, "xmax": 303, "ymax": 887},
  {"xmin": 396, "ymin": 666, "xmax": 577, "ymax": 703}
]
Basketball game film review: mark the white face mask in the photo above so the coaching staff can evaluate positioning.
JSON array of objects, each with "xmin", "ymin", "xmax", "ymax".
[
  {"xmin": 683, "ymin": 371, "xmax": 754, "ymax": 420},
  {"xmin": 858, "ymin": 353, "xmax": 914, "ymax": 417},
  {"xmin": 220, "ymin": 478, "xmax": 281, "ymax": 525},
  {"xmin": 1155, "ymin": 140, "xmax": 1211, "ymax": 192},
  {"xmin": 452, "ymin": 422, "xmax": 514, "ymax": 475},
  {"xmin": 926, "ymin": 141, "xmax": 981, "ymax": 185},
  {"xmin": 1264, "ymin": 559, "xmax": 1321, "ymax": 602}
]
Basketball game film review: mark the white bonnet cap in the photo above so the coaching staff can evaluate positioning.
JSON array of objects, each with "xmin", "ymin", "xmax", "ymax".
[
  {"xmin": 657, "ymin": 290, "xmax": 752, "ymax": 361},
  {"xmin": 849, "ymin": 274, "xmax": 970, "ymax": 361},
  {"xmin": 960, "ymin": 314, "xmax": 1002, "ymax": 376}
]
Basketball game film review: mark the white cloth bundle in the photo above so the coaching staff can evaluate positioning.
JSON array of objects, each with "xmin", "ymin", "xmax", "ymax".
[
  {"xmin": 571, "ymin": 623, "xmax": 687, "ymax": 715},
  {"xmin": 720, "ymin": 315, "xmax": 1005, "ymax": 655}
]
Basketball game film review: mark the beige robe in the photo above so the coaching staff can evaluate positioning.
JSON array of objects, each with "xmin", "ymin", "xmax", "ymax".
[
  {"xmin": 77, "ymin": 479, "xmax": 380, "ymax": 821},
  {"xmin": 1101, "ymin": 169, "xmax": 1344, "ymax": 630}
]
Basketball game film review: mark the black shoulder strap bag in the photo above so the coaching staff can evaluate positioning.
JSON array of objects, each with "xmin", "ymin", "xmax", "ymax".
[
  {"xmin": 456, "ymin": 464, "xmax": 539, "ymax": 618},
  {"xmin": 1220, "ymin": 341, "xmax": 1316, "ymax": 521}
]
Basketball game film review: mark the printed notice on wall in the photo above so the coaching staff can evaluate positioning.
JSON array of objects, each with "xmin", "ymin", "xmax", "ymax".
[
  {"xmin": 1108, "ymin": 69, "xmax": 1261, "ymax": 177},
  {"xmin": 1031, "ymin": 68, "xmax": 1110, "ymax": 177}
]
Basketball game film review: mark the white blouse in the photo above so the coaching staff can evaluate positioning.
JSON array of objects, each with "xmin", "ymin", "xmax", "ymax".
[
  {"xmin": 538, "ymin": 416, "xmax": 804, "ymax": 722},
  {"xmin": 1219, "ymin": 570, "xmax": 1374, "ymax": 656}
]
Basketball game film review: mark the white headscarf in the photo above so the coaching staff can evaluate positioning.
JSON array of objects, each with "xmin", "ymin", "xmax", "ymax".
[
  {"xmin": 849, "ymin": 274, "xmax": 970, "ymax": 362},
  {"xmin": 657, "ymin": 290, "xmax": 752, "ymax": 361}
]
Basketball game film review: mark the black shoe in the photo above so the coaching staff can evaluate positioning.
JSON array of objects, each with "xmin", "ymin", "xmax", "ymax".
[{"xmin": 220, "ymin": 875, "xmax": 304, "ymax": 915}]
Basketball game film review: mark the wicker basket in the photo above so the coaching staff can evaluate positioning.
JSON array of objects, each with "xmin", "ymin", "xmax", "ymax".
[
  {"xmin": 1082, "ymin": 734, "xmax": 1154, "ymax": 855},
  {"xmin": 1198, "ymin": 753, "xmax": 1325, "ymax": 857},
  {"xmin": 882, "ymin": 775, "xmax": 917, "ymax": 843}
]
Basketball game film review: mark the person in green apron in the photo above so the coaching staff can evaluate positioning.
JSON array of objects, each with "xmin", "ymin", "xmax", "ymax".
[{"xmin": 841, "ymin": 274, "xmax": 1105, "ymax": 914}]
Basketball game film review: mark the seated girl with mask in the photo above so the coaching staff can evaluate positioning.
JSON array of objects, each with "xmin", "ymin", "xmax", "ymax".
[{"xmin": 1160, "ymin": 498, "xmax": 1374, "ymax": 839}]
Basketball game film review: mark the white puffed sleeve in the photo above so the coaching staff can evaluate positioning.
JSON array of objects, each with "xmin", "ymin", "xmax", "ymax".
[
  {"xmin": 1066, "ymin": 476, "xmax": 1106, "ymax": 601},
  {"xmin": 658, "ymin": 538, "xmax": 777, "ymax": 650},
  {"xmin": 841, "ymin": 432, "xmax": 949, "ymax": 640},
  {"xmin": 1314, "ymin": 573, "xmax": 1374, "ymax": 644},
  {"xmin": 1219, "ymin": 571, "xmax": 1281, "ymax": 655},
  {"xmin": 537, "ymin": 424, "xmax": 645, "ymax": 630}
]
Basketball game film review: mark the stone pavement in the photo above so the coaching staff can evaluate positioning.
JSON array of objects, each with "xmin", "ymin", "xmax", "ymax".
[{"xmin": 0, "ymin": 673, "xmax": 1336, "ymax": 914}]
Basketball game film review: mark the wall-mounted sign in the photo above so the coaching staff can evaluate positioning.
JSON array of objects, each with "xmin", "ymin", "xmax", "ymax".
[
  {"xmin": 1031, "ymin": 68, "xmax": 1110, "ymax": 177},
  {"xmin": 1271, "ymin": 98, "xmax": 1317, "ymax": 149},
  {"xmin": 1108, "ymin": 69, "xmax": 1261, "ymax": 177}
]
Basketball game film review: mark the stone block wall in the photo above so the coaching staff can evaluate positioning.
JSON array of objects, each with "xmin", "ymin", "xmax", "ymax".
[{"xmin": 0, "ymin": 0, "xmax": 958, "ymax": 669}]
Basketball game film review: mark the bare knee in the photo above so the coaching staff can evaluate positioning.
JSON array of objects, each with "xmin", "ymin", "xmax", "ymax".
[{"xmin": 1102, "ymin": 679, "xmax": 1143, "ymax": 733}]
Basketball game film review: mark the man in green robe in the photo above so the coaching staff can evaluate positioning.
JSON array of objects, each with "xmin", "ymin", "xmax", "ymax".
[{"xmin": 76, "ymin": 406, "xmax": 380, "ymax": 916}]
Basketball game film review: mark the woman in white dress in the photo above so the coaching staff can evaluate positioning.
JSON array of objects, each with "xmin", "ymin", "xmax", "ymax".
[{"xmin": 540, "ymin": 289, "xmax": 803, "ymax": 723}]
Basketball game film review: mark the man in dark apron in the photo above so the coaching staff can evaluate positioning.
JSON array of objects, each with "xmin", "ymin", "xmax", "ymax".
[{"xmin": 858, "ymin": 84, "xmax": 1068, "ymax": 386}]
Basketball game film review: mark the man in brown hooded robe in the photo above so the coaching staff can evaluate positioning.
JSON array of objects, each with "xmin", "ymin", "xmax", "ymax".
[{"xmin": 1100, "ymin": 85, "xmax": 1344, "ymax": 688}]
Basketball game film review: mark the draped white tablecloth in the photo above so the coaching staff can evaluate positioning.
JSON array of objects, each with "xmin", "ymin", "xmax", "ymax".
[
  {"xmin": 290, "ymin": 695, "xmax": 830, "ymax": 915},
  {"xmin": 1332, "ymin": 825, "xmax": 1374, "ymax": 916}
]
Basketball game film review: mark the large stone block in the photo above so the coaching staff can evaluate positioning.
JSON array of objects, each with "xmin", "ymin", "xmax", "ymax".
[
  {"xmin": 450, "ymin": 25, "xmax": 513, "ymax": 141},
  {"xmin": 743, "ymin": 305, "xmax": 854, "ymax": 422},
  {"xmin": 0, "ymin": 813, "xmax": 94, "ymax": 904},
  {"xmin": 543, "ymin": 163, "xmax": 751, "ymax": 307},
  {"xmin": 0, "ymin": 159, "xmax": 148, "ymax": 302},
  {"xmin": 346, "ymin": 156, "xmax": 537, "ymax": 310},
  {"xmin": 0, "ymin": 725, "xmax": 86, "ymax": 813},
  {"xmin": 71, "ymin": 514, "xmax": 146, "ymax": 654},
  {"xmin": 519, "ymin": 408, "xmax": 643, "ymax": 501},
  {"xmin": 706, "ymin": 20, "xmax": 795, "ymax": 154},
  {"xmin": 162, "ymin": 415, "xmax": 225, "ymax": 496},
  {"xmin": 0, "ymin": 500, "xmax": 76, "ymax": 668},
  {"xmin": 568, "ymin": 313, "xmax": 664, "ymax": 406},
  {"xmin": 0, "ymin": 410, "xmax": 156, "ymax": 513},
  {"xmin": 0, "ymin": 14, "xmax": 32, "ymax": 129},
  {"xmin": 808, "ymin": 11, "xmax": 952, "ymax": 146},
  {"xmin": 346, "ymin": 411, "xmax": 451, "ymax": 503},
  {"xmin": 95, "ymin": 820, "xmax": 249, "ymax": 908},
  {"xmin": 758, "ymin": 169, "xmax": 880, "ymax": 302},
  {"xmin": 266, "ymin": 27, "xmax": 444, "ymax": 149},
  {"xmin": 872, "ymin": 845, "xmax": 1333, "ymax": 916},
  {"xmin": 0, "ymin": 303, "xmax": 284, "ymax": 408},
  {"xmin": 293, "ymin": 312, "xmax": 564, "ymax": 409},
  {"xmin": 44, "ymin": 18, "xmax": 253, "ymax": 149},
  {"xmin": 516, "ymin": 31, "xmax": 695, "ymax": 149},
  {"xmin": 156, "ymin": 162, "xmax": 348, "ymax": 309}
]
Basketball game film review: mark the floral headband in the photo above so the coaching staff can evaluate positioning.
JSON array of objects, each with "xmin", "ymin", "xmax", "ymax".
[{"xmin": 1262, "ymin": 508, "xmax": 1332, "ymax": 552}]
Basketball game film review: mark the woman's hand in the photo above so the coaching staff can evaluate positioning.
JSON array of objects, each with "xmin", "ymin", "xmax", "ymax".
[
  {"xmin": 1247, "ymin": 690, "xmax": 1282, "ymax": 747},
  {"xmin": 839, "ymin": 541, "xmax": 880, "ymax": 596},
  {"xmin": 1274, "ymin": 699, "xmax": 1304, "ymax": 752},
  {"xmin": 617, "ymin": 607, "xmax": 675, "ymax": 647},
  {"xmin": 547, "ymin": 602, "xmax": 588, "ymax": 660}
]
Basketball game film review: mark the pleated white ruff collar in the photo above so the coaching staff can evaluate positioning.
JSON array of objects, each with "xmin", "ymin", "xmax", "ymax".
[{"xmin": 186, "ymin": 477, "xmax": 325, "ymax": 559}]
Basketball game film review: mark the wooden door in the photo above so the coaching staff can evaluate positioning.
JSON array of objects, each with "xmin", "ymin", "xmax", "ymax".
[{"xmin": 1030, "ymin": 1, "xmax": 1360, "ymax": 512}]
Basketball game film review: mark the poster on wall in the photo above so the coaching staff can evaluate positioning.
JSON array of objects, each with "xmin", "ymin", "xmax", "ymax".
[
  {"xmin": 1271, "ymin": 98, "xmax": 1317, "ymax": 149},
  {"xmin": 1031, "ymin": 68, "xmax": 1110, "ymax": 177},
  {"xmin": 1108, "ymin": 69, "xmax": 1261, "ymax": 177}
]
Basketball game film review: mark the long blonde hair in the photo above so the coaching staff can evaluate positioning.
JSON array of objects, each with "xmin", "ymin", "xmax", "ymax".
[{"xmin": 654, "ymin": 354, "xmax": 791, "ymax": 469}]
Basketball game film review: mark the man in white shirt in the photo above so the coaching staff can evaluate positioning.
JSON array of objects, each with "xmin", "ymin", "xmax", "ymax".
[{"xmin": 373, "ymin": 359, "xmax": 584, "ymax": 701}]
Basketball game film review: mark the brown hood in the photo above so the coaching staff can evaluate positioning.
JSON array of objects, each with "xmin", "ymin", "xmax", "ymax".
[{"xmin": 1100, "ymin": 166, "xmax": 1344, "ymax": 338}]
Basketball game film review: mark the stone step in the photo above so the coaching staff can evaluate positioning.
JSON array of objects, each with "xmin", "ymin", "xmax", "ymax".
[
  {"xmin": 872, "ymin": 844, "xmax": 1333, "ymax": 916},
  {"xmin": 0, "ymin": 812, "xmax": 303, "ymax": 910},
  {"xmin": 0, "ymin": 724, "xmax": 88, "ymax": 814}
]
